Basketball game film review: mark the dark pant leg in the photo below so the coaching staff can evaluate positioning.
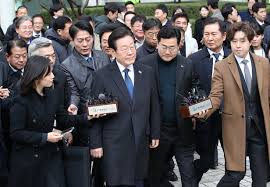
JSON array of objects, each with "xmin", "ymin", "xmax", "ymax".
[
  {"xmin": 217, "ymin": 170, "xmax": 245, "ymax": 187},
  {"xmin": 247, "ymin": 134, "xmax": 268, "ymax": 187},
  {"xmin": 194, "ymin": 116, "xmax": 220, "ymax": 182},
  {"xmin": 92, "ymin": 158, "xmax": 105, "ymax": 187},
  {"xmin": 148, "ymin": 127, "xmax": 173, "ymax": 187},
  {"xmin": 174, "ymin": 141, "xmax": 197, "ymax": 187}
]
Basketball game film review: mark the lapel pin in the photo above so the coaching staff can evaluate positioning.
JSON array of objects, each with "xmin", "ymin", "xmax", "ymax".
[
  {"xmin": 138, "ymin": 70, "xmax": 142, "ymax": 74},
  {"xmin": 180, "ymin": 65, "xmax": 184, "ymax": 68}
]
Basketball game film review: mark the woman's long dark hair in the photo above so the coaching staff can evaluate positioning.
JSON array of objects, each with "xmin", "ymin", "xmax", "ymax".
[{"xmin": 20, "ymin": 55, "xmax": 52, "ymax": 95}]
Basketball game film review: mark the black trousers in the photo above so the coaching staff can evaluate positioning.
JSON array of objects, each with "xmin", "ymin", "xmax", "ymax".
[
  {"xmin": 148, "ymin": 125, "xmax": 197, "ymax": 187},
  {"xmin": 217, "ymin": 120, "xmax": 268, "ymax": 187},
  {"xmin": 194, "ymin": 112, "xmax": 222, "ymax": 182}
]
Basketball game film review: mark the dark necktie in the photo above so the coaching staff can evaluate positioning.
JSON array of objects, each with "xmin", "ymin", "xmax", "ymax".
[
  {"xmin": 123, "ymin": 68, "xmax": 133, "ymax": 98},
  {"xmin": 213, "ymin": 53, "xmax": 220, "ymax": 62},
  {"xmin": 35, "ymin": 34, "xmax": 40, "ymax": 38},
  {"xmin": 241, "ymin": 59, "xmax": 252, "ymax": 93},
  {"xmin": 87, "ymin": 57, "xmax": 95, "ymax": 69}
]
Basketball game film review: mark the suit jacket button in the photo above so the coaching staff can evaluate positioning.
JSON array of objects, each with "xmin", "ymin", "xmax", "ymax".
[
  {"xmin": 33, "ymin": 119, "xmax": 36, "ymax": 123},
  {"xmin": 34, "ymin": 154, "xmax": 39, "ymax": 158}
]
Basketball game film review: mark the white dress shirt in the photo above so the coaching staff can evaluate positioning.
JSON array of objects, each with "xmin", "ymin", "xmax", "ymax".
[
  {"xmin": 235, "ymin": 53, "xmax": 253, "ymax": 79},
  {"xmin": 116, "ymin": 61, "xmax": 134, "ymax": 85},
  {"xmin": 207, "ymin": 48, "xmax": 224, "ymax": 77}
]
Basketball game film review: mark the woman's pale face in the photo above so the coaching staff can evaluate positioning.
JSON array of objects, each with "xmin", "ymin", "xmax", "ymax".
[{"xmin": 37, "ymin": 71, "xmax": 55, "ymax": 88}]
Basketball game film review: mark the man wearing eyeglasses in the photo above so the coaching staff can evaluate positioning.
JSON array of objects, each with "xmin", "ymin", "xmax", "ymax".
[
  {"xmin": 136, "ymin": 18, "xmax": 162, "ymax": 61},
  {"xmin": 138, "ymin": 26, "xmax": 200, "ymax": 187}
]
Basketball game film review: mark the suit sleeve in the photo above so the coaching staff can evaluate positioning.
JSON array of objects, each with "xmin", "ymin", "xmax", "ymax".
[
  {"xmin": 149, "ymin": 69, "xmax": 161, "ymax": 139},
  {"xmin": 207, "ymin": 64, "xmax": 224, "ymax": 118},
  {"xmin": 89, "ymin": 72, "xmax": 105, "ymax": 149},
  {"xmin": 9, "ymin": 101, "xmax": 45, "ymax": 146},
  {"xmin": 61, "ymin": 64, "xmax": 80, "ymax": 108}
]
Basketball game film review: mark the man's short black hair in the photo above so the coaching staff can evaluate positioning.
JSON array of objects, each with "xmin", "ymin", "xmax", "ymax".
[
  {"xmin": 49, "ymin": 4, "xmax": 63, "ymax": 16},
  {"xmin": 108, "ymin": 27, "xmax": 134, "ymax": 50},
  {"xmin": 78, "ymin": 15, "xmax": 93, "ymax": 23},
  {"xmin": 207, "ymin": 0, "xmax": 219, "ymax": 9},
  {"xmin": 131, "ymin": 15, "xmax": 146, "ymax": 27},
  {"xmin": 99, "ymin": 23, "xmax": 120, "ymax": 42},
  {"xmin": 252, "ymin": 2, "xmax": 266, "ymax": 14},
  {"xmin": 157, "ymin": 27, "xmax": 181, "ymax": 44},
  {"xmin": 104, "ymin": 2, "xmax": 118, "ymax": 15},
  {"xmin": 52, "ymin": 16, "xmax": 72, "ymax": 31},
  {"xmin": 124, "ymin": 11, "xmax": 136, "ymax": 22},
  {"xmin": 16, "ymin": 5, "xmax": 28, "ymax": 13},
  {"xmin": 125, "ymin": 1, "xmax": 135, "ymax": 7},
  {"xmin": 171, "ymin": 13, "xmax": 189, "ymax": 24},
  {"xmin": 155, "ymin": 4, "xmax": 169, "ymax": 15},
  {"xmin": 203, "ymin": 17, "xmax": 226, "ymax": 34},
  {"xmin": 142, "ymin": 18, "xmax": 162, "ymax": 32},
  {"xmin": 221, "ymin": 3, "xmax": 236, "ymax": 20},
  {"xmin": 32, "ymin": 14, "xmax": 44, "ymax": 22},
  {"xmin": 118, "ymin": 4, "xmax": 126, "ymax": 13},
  {"xmin": 69, "ymin": 20, "xmax": 93, "ymax": 40},
  {"xmin": 6, "ymin": 40, "xmax": 27, "ymax": 55}
]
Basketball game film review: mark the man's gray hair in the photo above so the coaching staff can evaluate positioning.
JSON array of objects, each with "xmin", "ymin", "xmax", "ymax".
[
  {"xmin": 28, "ymin": 37, "xmax": 53, "ymax": 57},
  {"xmin": 15, "ymin": 16, "xmax": 32, "ymax": 28}
]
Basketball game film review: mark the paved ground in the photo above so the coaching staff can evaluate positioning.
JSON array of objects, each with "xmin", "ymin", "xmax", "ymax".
[{"xmin": 170, "ymin": 144, "xmax": 270, "ymax": 187}]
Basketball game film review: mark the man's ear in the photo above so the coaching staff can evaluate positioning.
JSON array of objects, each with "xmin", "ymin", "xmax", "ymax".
[{"xmin": 57, "ymin": 29, "xmax": 62, "ymax": 36}]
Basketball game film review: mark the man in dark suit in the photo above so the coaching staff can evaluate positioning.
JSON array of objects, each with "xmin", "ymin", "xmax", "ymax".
[
  {"xmin": 90, "ymin": 27, "xmax": 160, "ymax": 187},
  {"xmin": 189, "ymin": 18, "xmax": 231, "ymax": 184},
  {"xmin": 138, "ymin": 26, "xmax": 199, "ymax": 187},
  {"xmin": 199, "ymin": 22, "xmax": 270, "ymax": 187},
  {"xmin": 250, "ymin": 2, "xmax": 269, "ymax": 32}
]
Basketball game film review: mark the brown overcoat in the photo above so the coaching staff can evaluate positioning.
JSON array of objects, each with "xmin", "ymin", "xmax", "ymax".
[{"xmin": 207, "ymin": 53, "xmax": 270, "ymax": 171}]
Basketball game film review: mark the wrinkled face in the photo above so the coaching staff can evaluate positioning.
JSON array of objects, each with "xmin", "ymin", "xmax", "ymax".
[
  {"xmin": 254, "ymin": 8, "xmax": 267, "ymax": 22},
  {"xmin": 251, "ymin": 34, "xmax": 263, "ymax": 48},
  {"xmin": 16, "ymin": 20, "xmax": 33, "ymax": 40},
  {"xmin": 203, "ymin": 23, "xmax": 226, "ymax": 52},
  {"xmin": 112, "ymin": 35, "xmax": 136, "ymax": 67},
  {"xmin": 38, "ymin": 46, "xmax": 56, "ymax": 66},
  {"xmin": 124, "ymin": 14, "xmax": 135, "ymax": 28},
  {"xmin": 200, "ymin": 7, "xmax": 209, "ymax": 18},
  {"xmin": 73, "ymin": 30, "xmax": 93, "ymax": 56},
  {"xmin": 57, "ymin": 22, "xmax": 72, "ymax": 41},
  {"xmin": 144, "ymin": 27, "xmax": 160, "ymax": 48},
  {"xmin": 131, "ymin": 21, "xmax": 144, "ymax": 40},
  {"xmin": 54, "ymin": 8, "xmax": 64, "ymax": 17},
  {"xmin": 6, "ymin": 47, "xmax": 27, "ymax": 70},
  {"xmin": 36, "ymin": 71, "xmax": 55, "ymax": 89},
  {"xmin": 157, "ymin": 38, "xmax": 179, "ymax": 62},
  {"xmin": 231, "ymin": 31, "xmax": 251, "ymax": 58},
  {"xmin": 33, "ymin": 17, "xmax": 44, "ymax": 32},
  {"xmin": 173, "ymin": 17, "xmax": 188, "ymax": 32},
  {"xmin": 155, "ymin": 9, "xmax": 167, "ymax": 23},
  {"xmin": 229, "ymin": 7, "xmax": 239, "ymax": 22},
  {"xmin": 126, "ymin": 4, "xmax": 135, "ymax": 12},
  {"xmin": 100, "ymin": 31, "xmax": 113, "ymax": 56},
  {"xmin": 108, "ymin": 11, "xmax": 118, "ymax": 22},
  {"xmin": 16, "ymin": 7, "xmax": 28, "ymax": 17}
]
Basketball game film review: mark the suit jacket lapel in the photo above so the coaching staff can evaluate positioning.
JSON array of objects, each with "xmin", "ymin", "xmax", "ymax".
[
  {"xmin": 133, "ymin": 64, "xmax": 143, "ymax": 108},
  {"xmin": 109, "ymin": 61, "xmax": 132, "ymax": 105},
  {"xmin": 227, "ymin": 54, "xmax": 244, "ymax": 96},
  {"xmin": 251, "ymin": 53, "xmax": 263, "ymax": 93},
  {"xmin": 175, "ymin": 56, "xmax": 185, "ymax": 94}
]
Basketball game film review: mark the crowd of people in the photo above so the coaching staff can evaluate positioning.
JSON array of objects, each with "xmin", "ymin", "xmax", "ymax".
[{"xmin": 0, "ymin": 0, "xmax": 270, "ymax": 187}]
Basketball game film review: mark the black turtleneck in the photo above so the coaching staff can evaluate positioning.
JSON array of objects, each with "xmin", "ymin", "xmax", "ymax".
[{"xmin": 157, "ymin": 55, "xmax": 177, "ymax": 125}]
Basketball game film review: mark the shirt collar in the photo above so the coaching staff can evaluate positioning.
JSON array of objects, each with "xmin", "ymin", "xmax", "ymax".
[
  {"xmin": 255, "ymin": 18, "xmax": 264, "ymax": 25},
  {"xmin": 9, "ymin": 63, "xmax": 24, "ymax": 74},
  {"xmin": 234, "ymin": 53, "xmax": 251, "ymax": 64},
  {"xmin": 207, "ymin": 47, "xmax": 224, "ymax": 58},
  {"xmin": 33, "ymin": 31, "xmax": 41, "ymax": 37},
  {"xmin": 116, "ymin": 60, "xmax": 134, "ymax": 73}
]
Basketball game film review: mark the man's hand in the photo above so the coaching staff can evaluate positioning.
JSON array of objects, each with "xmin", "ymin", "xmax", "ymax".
[
  {"xmin": 194, "ymin": 110, "xmax": 208, "ymax": 119},
  {"xmin": 64, "ymin": 132, "xmax": 73, "ymax": 145},
  {"xmin": 149, "ymin": 139, "xmax": 159, "ymax": 148},
  {"xmin": 0, "ymin": 86, "xmax": 10, "ymax": 99},
  {"xmin": 47, "ymin": 132, "xmax": 63, "ymax": 143},
  {"xmin": 68, "ymin": 104, "xmax": 78, "ymax": 115},
  {"xmin": 88, "ymin": 113, "xmax": 107, "ymax": 120},
  {"xmin": 90, "ymin": 148, "xmax": 103, "ymax": 158}
]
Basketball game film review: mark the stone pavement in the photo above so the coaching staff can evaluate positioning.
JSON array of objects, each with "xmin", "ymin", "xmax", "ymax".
[{"xmin": 170, "ymin": 144, "xmax": 270, "ymax": 187}]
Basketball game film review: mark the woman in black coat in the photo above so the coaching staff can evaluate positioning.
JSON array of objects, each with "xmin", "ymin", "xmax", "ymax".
[{"xmin": 8, "ymin": 56, "xmax": 92, "ymax": 187}]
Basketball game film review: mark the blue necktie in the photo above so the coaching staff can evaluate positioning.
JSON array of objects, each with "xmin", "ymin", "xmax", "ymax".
[
  {"xmin": 213, "ymin": 53, "xmax": 220, "ymax": 62},
  {"xmin": 123, "ymin": 68, "xmax": 133, "ymax": 98}
]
